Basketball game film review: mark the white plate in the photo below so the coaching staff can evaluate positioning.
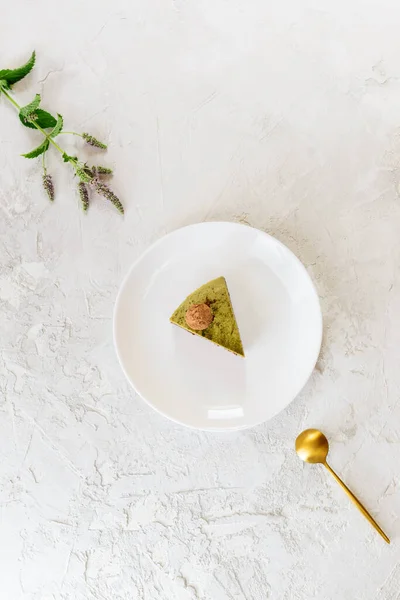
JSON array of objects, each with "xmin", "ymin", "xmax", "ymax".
[{"xmin": 114, "ymin": 222, "xmax": 322, "ymax": 431}]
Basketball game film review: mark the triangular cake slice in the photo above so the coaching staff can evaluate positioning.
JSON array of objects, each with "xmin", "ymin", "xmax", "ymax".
[{"xmin": 170, "ymin": 276, "xmax": 245, "ymax": 357}]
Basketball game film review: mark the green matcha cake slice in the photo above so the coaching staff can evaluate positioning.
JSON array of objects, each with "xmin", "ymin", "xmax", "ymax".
[{"xmin": 170, "ymin": 276, "xmax": 245, "ymax": 357}]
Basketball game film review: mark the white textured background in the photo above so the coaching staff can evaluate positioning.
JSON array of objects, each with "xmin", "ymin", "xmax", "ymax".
[{"xmin": 1, "ymin": 1, "xmax": 400, "ymax": 598}]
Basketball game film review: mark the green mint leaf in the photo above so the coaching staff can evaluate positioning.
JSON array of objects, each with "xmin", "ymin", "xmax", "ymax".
[
  {"xmin": 50, "ymin": 114, "xmax": 63, "ymax": 138},
  {"xmin": 20, "ymin": 93, "xmax": 41, "ymax": 118},
  {"xmin": 22, "ymin": 139, "xmax": 49, "ymax": 159},
  {"xmin": 0, "ymin": 51, "xmax": 36, "ymax": 87},
  {"xmin": 19, "ymin": 109, "xmax": 57, "ymax": 129},
  {"xmin": 0, "ymin": 79, "xmax": 10, "ymax": 90}
]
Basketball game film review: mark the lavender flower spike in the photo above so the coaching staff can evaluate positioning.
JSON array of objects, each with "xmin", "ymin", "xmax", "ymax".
[
  {"xmin": 94, "ymin": 180, "xmax": 124, "ymax": 214},
  {"xmin": 95, "ymin": 166, "xmax": 113, "ymax": 175},
  {"xmin": 78, "ymin": 181, "xmax": 89, "ymax": 212},
  {"xmin": 82, "ymin": 133, "xmax": 107, "ymax": 149},
  {"xmin": 42, "ymin": 174, "xmax": 54, "ymax": 201}
]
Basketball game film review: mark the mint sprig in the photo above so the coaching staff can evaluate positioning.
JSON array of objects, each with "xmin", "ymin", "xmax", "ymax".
[{"xmin": 0, "ymin": 52, "xmax": 124, "ymax": 215}]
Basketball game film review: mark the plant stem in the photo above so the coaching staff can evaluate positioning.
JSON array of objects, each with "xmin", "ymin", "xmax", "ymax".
[
  {"xmin": 59, "ymin": 131, "xmax": 82, "ymax": 137},
  {"xmin": 1, "ymin": 87, "xmax": 21, "ymax": 109},
  {"xmin": 1, "ymin": 86, "xmax": 77, "ymax": 164},
  {"xmin": 42, "ymin": 151, "xmax": 46, "ymax": 174}
]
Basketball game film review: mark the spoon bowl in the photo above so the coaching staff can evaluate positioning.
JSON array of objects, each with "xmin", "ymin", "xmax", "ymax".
[{"xmin": 295, "ymin": 428, "xmax": 329, "ymax": 464}]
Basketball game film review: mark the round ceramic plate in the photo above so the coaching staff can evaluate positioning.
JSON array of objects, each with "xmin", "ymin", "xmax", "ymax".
[{"xmin": 114, "ymin": 222, "xmax": 322, "ymax": 431}]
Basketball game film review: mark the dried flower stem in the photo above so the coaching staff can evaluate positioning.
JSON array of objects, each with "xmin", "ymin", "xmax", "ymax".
[{"xmin": 60, "ymin": 131, "xmax": 108, "ymax": 150}]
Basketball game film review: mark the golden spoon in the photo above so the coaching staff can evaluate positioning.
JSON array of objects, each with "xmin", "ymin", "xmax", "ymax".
[{"xmin": 295, "ymin": 428, "xmax": 390, "ymax": 544}]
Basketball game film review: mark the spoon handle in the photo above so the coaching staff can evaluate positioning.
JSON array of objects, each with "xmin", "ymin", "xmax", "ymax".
[{"xmin": 324, "ymin": 462, "xmax": 390, "ymax": 544}]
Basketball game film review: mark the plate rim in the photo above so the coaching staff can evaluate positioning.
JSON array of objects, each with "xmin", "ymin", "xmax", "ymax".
[{"xmin": 113, "ymin": 221, "xmax": 323, "ymax": 432}]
